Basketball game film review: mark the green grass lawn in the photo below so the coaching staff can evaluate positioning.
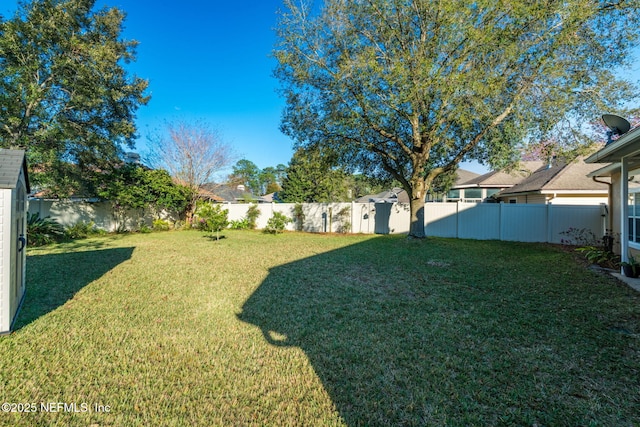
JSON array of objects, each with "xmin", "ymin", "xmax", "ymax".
[{"xmin": 1, "ymin": 230, "xmax": 639, "ymax": 426}]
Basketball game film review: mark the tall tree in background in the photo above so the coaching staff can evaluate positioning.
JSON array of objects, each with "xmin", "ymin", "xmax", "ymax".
[
  {"xmin": 229, "ymin": 159, "xmax": 261, "ymax": 194},
  {"xmin": 150, "ymin": 121, "xmax": 235, "ymax": 223},
  {"xmin": 228, "ymin": 160, "xmax": 288, "ymax": 195},
  {"xmin": 275, "ymin": 0, "xmax": 640, "ymax": 238},
  {"xmin": 259, "ymin": 166, "xmax": 281, "ymax": 194},
  {"xmin": 0, "ymin": 0, "xmax": 149, "ymax": 195},
  {"xmin": 280, "ymin": 146, "xmax": 351, "ymax": 202}
]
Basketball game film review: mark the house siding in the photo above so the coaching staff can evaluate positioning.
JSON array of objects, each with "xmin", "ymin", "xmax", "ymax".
[{"xmin": 550, "ymin": 195, "xmax": 608, "ymax": 205}]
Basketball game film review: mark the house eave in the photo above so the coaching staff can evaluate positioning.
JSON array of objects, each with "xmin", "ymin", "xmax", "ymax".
[
  {"xmin": 499, "ymin": 189, "xmax": 607, "ymax": 198},
  {"xmin": 498, "ymin": 190, "xmax": 540, "ymax": 198},
  {"xmin": 587, "ymin": 162, "xmax": 640, "ymax": 178},
  {"xmin": 586, "ymin": 127, "xmax": 640, "ymax": 164},
  {"xmin": 539, "ymin": 190, "xmax": 608, "ymax": 195}
]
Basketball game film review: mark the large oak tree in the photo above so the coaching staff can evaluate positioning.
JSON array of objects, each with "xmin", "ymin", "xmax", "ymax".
[
  {"xmin": 275, "ymin": 0, "xmax": 640, "ymax": 237},
  {"xmin": 0, "ymin": 0, "xmax": 149, "ymax": 195}
]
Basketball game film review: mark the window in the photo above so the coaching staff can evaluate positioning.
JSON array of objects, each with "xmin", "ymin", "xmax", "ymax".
[
  {"xmin": 629, "ymin": 192, "xmax": 640, "ymax": 244},
  {"xmin": 486, "ymin": 189, "xmax": 501, "ymax": 198},
  {"xmin": 464, "ymin": 188, "xmax": 483, "ymax": 199},
  {"xmin": 447, "ymin": 189, "xmax": 460, "ymax": 199}
]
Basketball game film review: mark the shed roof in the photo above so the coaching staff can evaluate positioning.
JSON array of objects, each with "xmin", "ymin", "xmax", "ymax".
[{"xmin": 0, "ymin": 149, "xmax": 29, "ymax": 192}]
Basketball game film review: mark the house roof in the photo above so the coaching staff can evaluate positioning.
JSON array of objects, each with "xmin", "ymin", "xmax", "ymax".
[
  {"xmin": 498, "ymin": 159, "xmax": 609, "ymax": 197},
  {"xmin": 586, "ymin": 124, "xmax": 640, "ymax": 176},
  {"xmin": 585, "ymin": 126, "xmax": 640, "ymax": 165},
  {"xmin": 259, "ymin": 192, "xmax": 281, "ymax": 203},
  {"xmin": 454, "ymin": 161, "xmax": 545, "ymax": 189},
  {"xmin": 356, "ymin": 187, "xmax": 409, "ymax": 203},
  {"xmin": 0, "ymin": 149, "xmax": 29, "ymax": 192},
  {"xmin": 455, "ymin": 169, "xmax": 481, "ymax": 185},
  {"xmin": 201, "ymin": 183, "xmax": 258, "ymax": 203},
  {"xmin": 357, "ymin": 168, "xmax": 480, "ymax": 203}
]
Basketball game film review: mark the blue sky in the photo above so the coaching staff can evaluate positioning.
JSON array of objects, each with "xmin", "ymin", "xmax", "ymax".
[
  {"xmin": 103, "ymin": 0, "xmax": 293, "ymax": 170},
  {"xmin": 1, "ymin": 0, "xmax": 494, "ymax": 176},
  {"xmin": 3, "ymin": 1, "xmax": 640, "ymax": 177},
  {"xmin": 2, "ymin": 0, "xmax": 296, "ymax": 172}
]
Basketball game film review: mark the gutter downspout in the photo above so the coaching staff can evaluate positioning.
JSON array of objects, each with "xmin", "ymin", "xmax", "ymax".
[{"xmin": 592, "ymin": 176, "xmax": 613, "ymax": 233}]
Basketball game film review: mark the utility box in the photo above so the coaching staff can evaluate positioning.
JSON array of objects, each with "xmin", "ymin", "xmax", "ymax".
[{"xmin": 0, "ymin": 149, "xmax": 29, "ymax": 334}]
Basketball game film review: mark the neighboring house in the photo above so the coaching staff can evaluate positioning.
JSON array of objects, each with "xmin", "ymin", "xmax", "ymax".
[
  {"xmin": 447, "ymin": 161, "xmax": 545, "ymax": 202},
  {"xmin": 358, "ymin": 169, "xmax": 480, "ymax": 203},
  {"xmin": 201, "ymin": 184, "xmax": 259, "ymax": 203},
  {"xmin": 356, "ymin": 187, "xmax": 410, "ymax": 204},
  {"xmin": 259, "ymin": 192, "xmax": 281, "ymax": 203},
  {"xmin": 426, "ymin": 168, "xmax": 481, "ymax": 202},
  {"xmin": 586, "ymin": 125, "xmax": 640, "ymax": 264},
  {"xmin": 496, "ymin": 158, "xmax": 609, "ymax": 205},
  {"xmin": 0, "ymin": 149, "xmax": 30, "ymax": 334}
]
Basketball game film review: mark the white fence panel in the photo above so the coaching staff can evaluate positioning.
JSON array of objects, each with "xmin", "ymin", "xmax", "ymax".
[
  {"xmin": 425, "ymin": 202, "xmax": 605, "ymax": 243},
  {"xmin": 352, "ymin": 203, "xmax": 374, "ymax": 234},
  {"xmin": 458, "ymin": 203, "xmax": 501, "ymax": 240},
  {"xmin": 547, "ymin": 205, "xmax": 605, "ymax": 244},
  {"xmin": 29, "ymin": 198, "xmax": 606, "ymax": 243},
  {"xmin": 424, "ymin": 203, "xmax": 459, "ymax": 237},
  {"xmin": 500, "ymin": 204, "xmax": 549, "ymax": 242},
  {"xmin": 373, "ymin": 203, "xmax": 410, "ymax": 234}
]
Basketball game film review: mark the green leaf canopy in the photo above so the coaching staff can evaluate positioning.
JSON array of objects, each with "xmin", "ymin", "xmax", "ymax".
[
  {"xmin": 0, "ymin": 0, "xmax": 149, "ymax": 195},
  {"xmin": 275, "ymin": 0, "xmax": 640, "ymax": 237}
]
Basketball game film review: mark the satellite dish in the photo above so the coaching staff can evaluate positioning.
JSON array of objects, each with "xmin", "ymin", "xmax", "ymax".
[{"xmin": 602, "ymin": 114, "xmax": 631, "ymax": 144}]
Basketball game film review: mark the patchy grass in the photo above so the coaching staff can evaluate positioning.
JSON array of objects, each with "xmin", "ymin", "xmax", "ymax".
[{"xmin": 0, "ymin": 231, "xmax": 639, "ymax": 426}]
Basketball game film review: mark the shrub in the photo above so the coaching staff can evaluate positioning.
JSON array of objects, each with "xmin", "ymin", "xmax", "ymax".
[
  {"xmin": 195, "ymin": 203, "xmax": 229, "ymax": 239},
  {"xmin": 293, "ymin": 203, "xmax": 305, "ymax": 232},
  {"xmin": 65, "ymin": 221, "xmax": 98, "ymax": 240},
  {"xmin": 229, "ymin": 219, "xmax": 250, "ymax": 230},
  {"xmin": 27, "ymin": 212, "xmax": 65, "ymax": 246},
  {"xmin": 246, "ymin": 204, "xmax": 260, "ymax": 230},
  {"xmin": 576, "ymin": 246, "xmax": 620, "ymax": 269},
  {"xmin": 559, "ymin": 227, "xmax": 599, "ymax": 247},
  {"xmin": 152, "ymin": 219, "xmax": 171, "ymax": 231},
  {"xmin": 264, "ymin": 212, "xmax": 291, "ymax": 234},
  {"xmin": 335, "ymin": 206, "xmax": 351, "ymax": 233}
]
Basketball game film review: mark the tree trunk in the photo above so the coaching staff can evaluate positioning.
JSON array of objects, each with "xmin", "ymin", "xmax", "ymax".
[
  {"xmin": 408, "ymin": 197, "xmax": 426, "ymax": 238},
  {"xmin": 185, "ymin": 201, "xmax": 196, "ymax": 226},
  {"xmin": 408, "ymin": 179, "xmax": 426, "ymax": 238}
]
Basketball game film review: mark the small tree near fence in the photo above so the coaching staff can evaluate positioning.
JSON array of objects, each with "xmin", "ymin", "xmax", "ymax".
[
  {"xmin": 195, "ymin": 202, "xmax": 229, "ymax": 241},
  {"xmin": 265, "ymin": 212, "xmax": 292, "ymax": 234}
]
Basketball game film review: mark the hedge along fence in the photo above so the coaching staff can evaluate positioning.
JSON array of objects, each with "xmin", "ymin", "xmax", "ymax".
[
  {"xmin": 28, "ymin": 198, "xmax": 181, "ymax": 233},
  {"xmin": 28, "ymin": 199, "xmax": 606, "ymax": 243}
]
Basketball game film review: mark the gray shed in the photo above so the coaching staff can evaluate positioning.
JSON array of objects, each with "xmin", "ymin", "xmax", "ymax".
[{"xmin": 0, "ymin": 149, "xmax": 30, "ymax": 334}]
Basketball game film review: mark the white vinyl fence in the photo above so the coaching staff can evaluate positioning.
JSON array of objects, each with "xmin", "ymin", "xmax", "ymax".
[
  {"xmin": 424, "ymin": 202, "xmax": 607, "ymax": 243},
  {"xmin": 28, "ymin": 199, "xmax": 606, "ymax": 244}
]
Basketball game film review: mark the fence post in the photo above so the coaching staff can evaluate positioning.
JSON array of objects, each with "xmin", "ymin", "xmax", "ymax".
[
  {"xmin": 456, "ymin": 201, "xmax": 460, "ymax": 239},
  {"xmin": 498, "ymin": 202, "xmax": 503, "ymax": 241},
  {"xmin": 547, "ymin": 203, "xmax": 553, "ymax": 243},
  {"xmin": 351, "ymin": 201, "xmax": 356, "ymax": 233}
]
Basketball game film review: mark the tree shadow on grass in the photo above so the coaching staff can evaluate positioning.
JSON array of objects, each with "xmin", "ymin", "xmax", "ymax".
[
  {"xmin": 237, "ymin": 237, "xmax": 453, "ymax": 425},
  {"xmin": 237, "ymin": 237, "xmax": 640, "ymax": 426},
  {"xmin": 15, "ymin": 247, "xmax": 135, "ymax": 330}
]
